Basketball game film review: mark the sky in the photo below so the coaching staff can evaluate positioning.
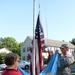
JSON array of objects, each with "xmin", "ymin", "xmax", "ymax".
[{"xmin": 0, "ymin": 0, "xmax": 75, "ymax": 43}]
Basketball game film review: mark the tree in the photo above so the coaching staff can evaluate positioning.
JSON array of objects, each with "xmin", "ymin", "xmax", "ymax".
[
  {"xmin": 0, "ymin": 37, "xmax": 23, "ymax": 56},
  {"xmin": 70, "ymin": 38, "xmax": 75, "ymax": 45},
  {"xmin": 0, "ymin": 53, "xmax": 6, "ymax": 64}
]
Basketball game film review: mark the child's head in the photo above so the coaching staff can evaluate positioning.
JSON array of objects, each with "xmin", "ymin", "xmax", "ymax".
[{"xmin": 4, "ymin": 53, "xmax": 19, "ymax": 67}]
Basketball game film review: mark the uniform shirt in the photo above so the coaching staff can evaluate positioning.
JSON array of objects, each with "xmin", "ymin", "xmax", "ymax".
[
  {"xmin": 2, "ymin": 68, "xmax": 22, "ymax": 75},
  {"xmin": 57, "ymin": 53, "xmax": 74, "ymax": 75}
]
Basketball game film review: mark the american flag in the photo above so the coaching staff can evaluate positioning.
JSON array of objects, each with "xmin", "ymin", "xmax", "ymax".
[
  {"xmin": 29, "ymin": 14, "xmax": 45, "ymax": 75},
  {"xmin": 35, "ymin": 14, "xmax": 45, "ymax": 75}
]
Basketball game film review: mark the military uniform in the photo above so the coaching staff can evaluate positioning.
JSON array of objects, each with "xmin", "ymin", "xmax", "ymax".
[{"xmin": 57, "ymin": 53, "xmax": 74, "ymax": 75}]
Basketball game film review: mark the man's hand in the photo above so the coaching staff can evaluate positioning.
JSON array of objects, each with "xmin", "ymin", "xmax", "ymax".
[{"xmin": 56, "ymin": 50, "xmax": 62, "ymax": 55}]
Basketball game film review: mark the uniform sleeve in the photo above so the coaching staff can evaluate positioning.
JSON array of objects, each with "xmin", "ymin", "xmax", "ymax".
[{"xmin": 64, "ymin": 55, "xmax": 74, "ymax": 67}]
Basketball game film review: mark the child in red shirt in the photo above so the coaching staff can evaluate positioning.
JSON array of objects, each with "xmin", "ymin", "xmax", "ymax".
[{"xmin": 2, "ymin": 53, "xmax": 21, "ymax": 75}]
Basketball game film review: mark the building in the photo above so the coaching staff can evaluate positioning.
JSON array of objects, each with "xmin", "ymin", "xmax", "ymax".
[
  {"xmin": 0, "ymin": 48, "xmax": 11, "ymax": 53},
  {"xmin": 21, "ymin": 36, "xmax": 32, "ymax": 61},
  {"xmin": 21, "ymin": 36, "xmax": 75, "ymax": 61}
]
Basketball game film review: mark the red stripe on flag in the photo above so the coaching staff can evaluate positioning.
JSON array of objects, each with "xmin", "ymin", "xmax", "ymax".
[
  {"xmin": 30, "ymin": 62, "xmax": 32, "ymax": 75},
  {"xmin": 37, "ymin": 39, "xmax": 44, "ymax": 72}
]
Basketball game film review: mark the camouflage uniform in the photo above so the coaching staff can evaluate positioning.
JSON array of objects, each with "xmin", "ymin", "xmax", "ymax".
[{"xmin": 56, "ymin": 54, "xmax": 74, "ymax": 75}]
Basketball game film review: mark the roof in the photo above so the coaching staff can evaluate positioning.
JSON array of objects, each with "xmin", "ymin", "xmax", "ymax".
[
  {"xmin": 0, "ymin": 48, "xmax": 11, "ymax": 53},
  {"xmin": 28, "ymin": 36, "xmax": 75, "ymax": 49},
  {"xmin": 45, "ymin": 39, "xmax": 75, "ymax": 48}
]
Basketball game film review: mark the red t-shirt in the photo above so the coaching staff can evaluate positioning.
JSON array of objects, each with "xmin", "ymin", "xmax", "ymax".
[{"xmin": 2, "ymin": 68, "xmax": 22, "ymax": 75}]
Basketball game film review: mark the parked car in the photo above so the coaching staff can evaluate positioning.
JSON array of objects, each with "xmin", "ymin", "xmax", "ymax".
[
  {"xmin": 0, "ymin": 64, "xmax": 7, "ymax": 70},
  {"xmin": 18, "ymin": 60, "xmax": 30, "ymax": 69}
]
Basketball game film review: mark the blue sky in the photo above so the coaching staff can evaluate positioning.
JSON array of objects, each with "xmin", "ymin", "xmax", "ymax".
[{"xmin": 0, "ymin": 0, "xmax": 75, "ymax": 43}]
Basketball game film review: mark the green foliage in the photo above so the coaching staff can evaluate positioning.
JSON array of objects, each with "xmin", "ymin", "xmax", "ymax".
[
  {"xmin": 0, "ymin": 37, "xmax": 23, "ymax": 56},
  {"xmin": 70, "ymin": 38, "xmax": 75, "ymax": 45},
  {"xmin": 0, "ymin": 53, "xmax": 6, "ymax": 64}
]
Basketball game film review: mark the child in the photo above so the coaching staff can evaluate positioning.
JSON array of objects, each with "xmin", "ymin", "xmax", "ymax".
[{"xmin": 2, "ymin": 53, "xmax": 22, "ymax": 75}]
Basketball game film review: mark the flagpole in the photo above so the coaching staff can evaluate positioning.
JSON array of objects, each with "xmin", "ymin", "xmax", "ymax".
[{"xmin": 32, "ymin": 0, "xmax": 36, "ymax": 75}]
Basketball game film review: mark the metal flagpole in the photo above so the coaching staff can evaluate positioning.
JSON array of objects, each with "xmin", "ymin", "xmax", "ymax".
[{"xmin": 32, "ymin": 0, "xmax": 36, "ymax": 75}]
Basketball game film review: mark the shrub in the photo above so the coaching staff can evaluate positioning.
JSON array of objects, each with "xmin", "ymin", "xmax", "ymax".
[{"xmin": 0, "ymin": 53, "xmax": 6, "ymax": 64}]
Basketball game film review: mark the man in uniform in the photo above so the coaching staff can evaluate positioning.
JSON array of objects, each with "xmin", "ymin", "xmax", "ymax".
[{"xmin": 57, "ymin": 44, "xmax": 74, "ymax": 75}]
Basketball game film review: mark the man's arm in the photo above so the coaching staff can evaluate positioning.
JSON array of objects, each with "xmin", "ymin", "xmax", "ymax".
[{"xmin": 63, "ymin": 55, "xmax": 74, "ymax": 67}]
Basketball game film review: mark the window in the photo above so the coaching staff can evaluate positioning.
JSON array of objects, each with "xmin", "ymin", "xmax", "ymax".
[
  {"xmin": 23, "ymin": 48, "xmax": 26, "ymax": 52},
  {"xmin": 27, "ymin": 47, "xmax": 30, "ymax": 52},
  {"xmin": 22, "ymin": 56, "xmax": 25, "ymax": 60}
]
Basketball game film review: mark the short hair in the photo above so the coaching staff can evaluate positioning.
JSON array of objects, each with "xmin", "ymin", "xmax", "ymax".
[{"xmin": 4, "ymin": 53, "xmax": 18, "ymax": 66}]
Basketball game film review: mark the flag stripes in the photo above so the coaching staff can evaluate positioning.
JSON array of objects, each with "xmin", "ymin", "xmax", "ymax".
[
  {"xmin": 35, "ymin": 14, "xmax": 45, "ymax": 75},
  {"xmin": 29, "ymin": 14, "xmax": 45, "ymax": 75}
]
